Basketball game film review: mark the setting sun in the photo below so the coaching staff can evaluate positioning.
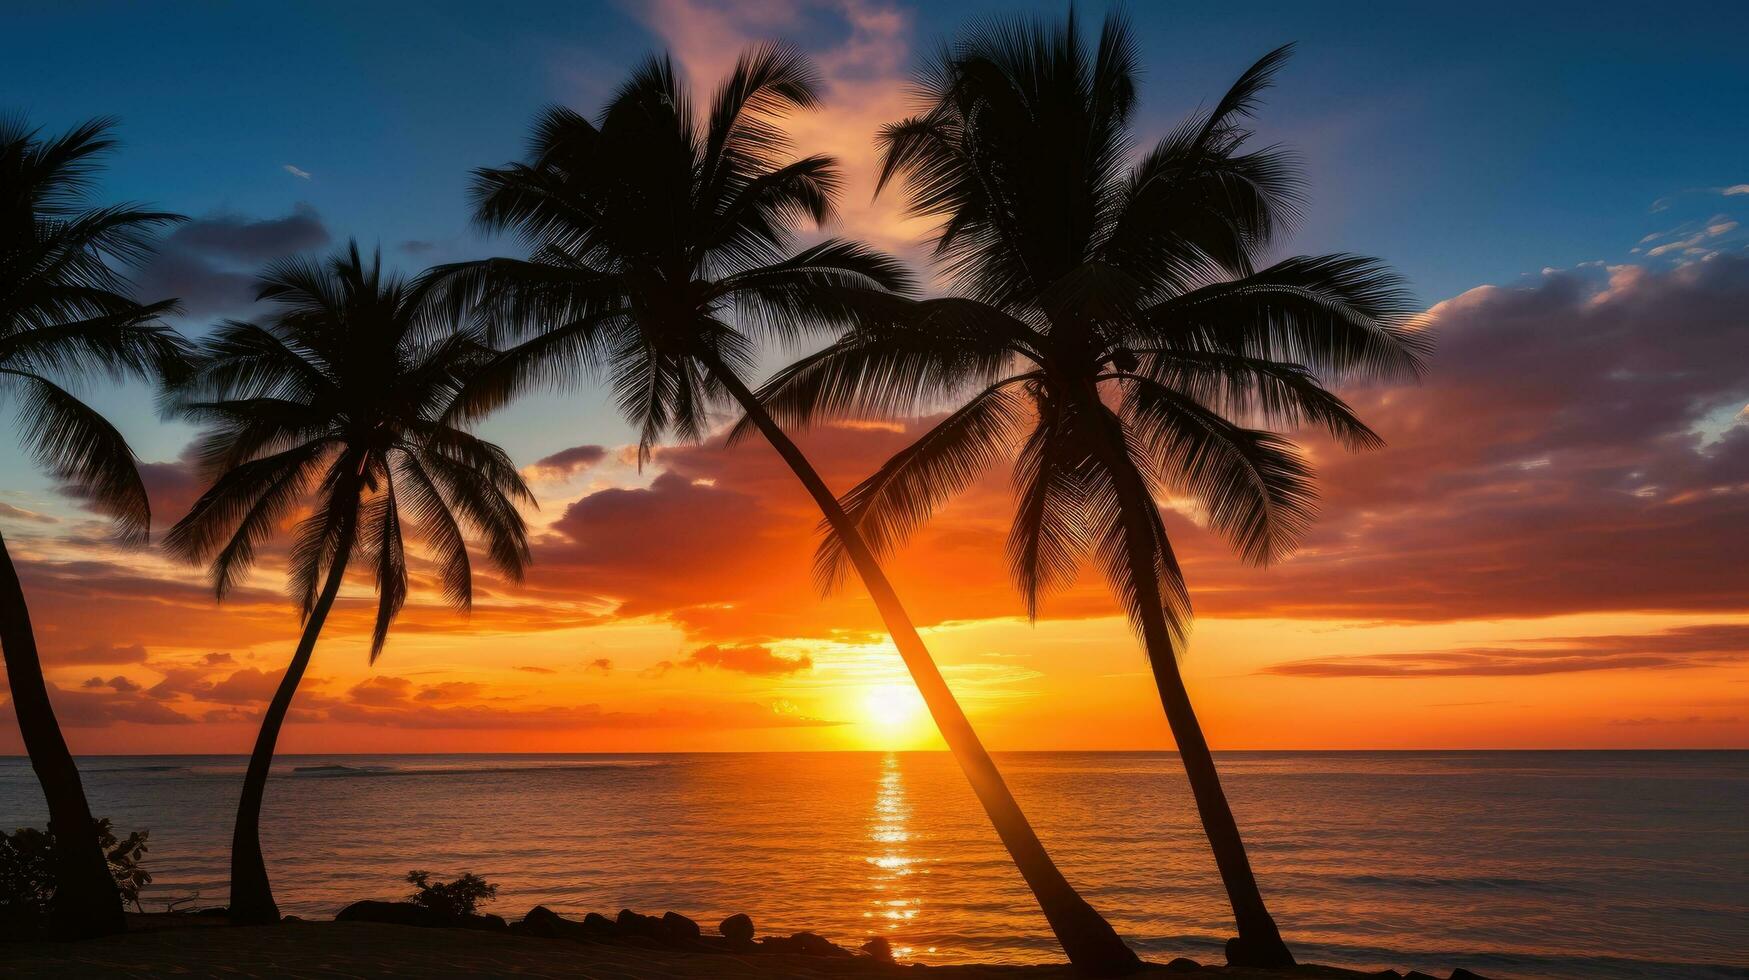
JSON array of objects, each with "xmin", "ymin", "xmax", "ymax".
[{"xmin": 861, "ymin": 684, "xmax": 925, "ymax": 732}]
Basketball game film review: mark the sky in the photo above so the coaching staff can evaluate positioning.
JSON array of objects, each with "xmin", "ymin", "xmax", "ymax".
[{"xmin": 1, "ymin": 0, "xmax": 1746, "ymax": 753}]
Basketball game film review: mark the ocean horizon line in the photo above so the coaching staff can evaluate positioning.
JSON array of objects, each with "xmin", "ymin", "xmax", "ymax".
[{"xmin": 8, "ymin": 747, "xmax": 1746, "ymax": 759}]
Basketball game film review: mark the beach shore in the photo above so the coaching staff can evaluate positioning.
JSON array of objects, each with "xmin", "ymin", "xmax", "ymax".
[{"xmin": 3, "ymin": 915, "xmax": 1449, "ymax": 979}]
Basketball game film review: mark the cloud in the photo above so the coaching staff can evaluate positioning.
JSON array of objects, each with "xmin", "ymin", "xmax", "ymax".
[
  {"xmin": 135, "ymin": 205, "xmax": 331, "ymax": 316},
  {"xmin": 324, "ymin": 698, "xmax": 839, "ymax": 731},
  {"xmin": 1723, "ymin": 185, "xmax": 1749, "ymax": 196},
  {"xmin": 523, "ymin": 444, "xmax": 608, "ymax": 482},
  {"xmin": 415, "ymin": 681, "xmax": 485, "ymax": 702},
  {"xmin": 0, "ymin": 502, "xmax": 56, "ymax": 524},
  {"xmin": 1647, "ymin": 232, "xmax": 1706, "ymax": 257},
  {"xmin": 584, "ymin": 658, "xmax": 613, "ymax": 674},
  {"xmin": 204, "ymin": 667, "xmax": 285, "ymax": 704},
  {"xmin": 81, "ymin": 675, "xmax": 141, "ymax": 693},
  {"xmin": 517, "ymin": 665, "xmax": 557, "ymax": 674},
  {"xmin": 0, "ymin": 683, "xmax": 192, "ymax": 728},
  {"xmin": 348, "ymin": 675, "xmax": 414, "ymax": 707},
  {"xmin": 399, "ymin": 240, "xmax": 436, "ymax": 254},
  {"xmin": 283, "ymin": 164, "xmax": 311, "ymax": 180},
  {"xmin": 684, "ymin": 643, "xmax": 813, "ymax": 676},
  {"xmin": 50, "ymin": 643, "xmax": 148, "ymax": 666},
  {"xmin": 1263, "ymin": 625, "xmax": 1748, "ymax": 678}
]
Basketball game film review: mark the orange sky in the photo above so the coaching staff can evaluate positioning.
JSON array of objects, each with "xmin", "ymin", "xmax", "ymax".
[
  {"xmin": 3, "ymin": 256, "xmax": 1747, "ymax": 754},
  {"xmin": 2, "ymin": 0, "xmax": 1746, "ymax": 756}
]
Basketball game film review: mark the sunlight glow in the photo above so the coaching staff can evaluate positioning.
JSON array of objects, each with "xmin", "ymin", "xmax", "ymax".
[{"xmin": 862, "ymin": 684, "xmax": 924, "ymax": 731}]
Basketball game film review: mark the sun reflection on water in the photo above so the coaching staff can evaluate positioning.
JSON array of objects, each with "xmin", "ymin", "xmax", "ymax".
[{"xmin": 863, "ymin": 752, "xmax": 929, "ymax": 959}]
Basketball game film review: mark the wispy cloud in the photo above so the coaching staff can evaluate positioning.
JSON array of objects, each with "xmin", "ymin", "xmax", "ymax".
[
  {"xmin": 283, "ymin": 163, "xmax": 311, "ymax": 180},
  {"xmin": 1262, "ymin": 625, "xmax": 1749, "ymax": 678}
]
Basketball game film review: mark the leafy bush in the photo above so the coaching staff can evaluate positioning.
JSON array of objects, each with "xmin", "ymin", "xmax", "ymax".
[
  {"xmin": 0, "ymin": 818, "xmax": 150, "ymax": 936},
  {"xmin": 405, "ymin": 870, "xmax": 497, "ymax": 919}
]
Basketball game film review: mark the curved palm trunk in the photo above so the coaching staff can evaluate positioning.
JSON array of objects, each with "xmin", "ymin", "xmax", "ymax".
[
  {"xmin": 229, "ymin": 519, "xmax": 357, "ymax": 925},
  {"xmin": 0, "ymin": 532, "xmax": 125, "ymax": 939},
  {"xmin": 706, "ymin": 357, "xmax": 1140, "ymax": 977},
  {"xmin": 1085, "ymin": 405, "xmax": 1293, "ymax": 969}
]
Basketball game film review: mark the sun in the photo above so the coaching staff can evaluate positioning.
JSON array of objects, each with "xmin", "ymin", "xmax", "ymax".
[{"xmin": 862, "ymin": 684, "xmax": 924, "ymax": 731}]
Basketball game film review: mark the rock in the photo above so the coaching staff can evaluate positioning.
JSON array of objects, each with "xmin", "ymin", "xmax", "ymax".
[
  {"xmin": 861, "ymin": 936, "xmax": 893, "ymax": 960},
  {"xmin": 281, "ymin": 915, "xmax": 305, "ymax": 923},
  {"xmin": 1404, "ymin": 973, "xmax": 1442, "ymax": 980},
  {"xmin": 334, "ymin": 900, "xmax": 450, "ymax": 928},
  {"xmin": 1450, "ymin": 971, "xmax": 1490, "ymax": 980},
  {"xmin": 1165, "ymin": 958, "xmax": 1201, "ymax": 973},
  {"xmin": 195, "ymin": 906, "xmax": 230, "ymax": 917},
  {"xmin": 522, "ymin": 905, "xmax": 593, "ymax": 940},
  {"xmin": 761, "ymin": 931, "xmax": 853, "ymax": 957},
  {"xmin": 461, "ymin": 913, "xmax": 507, "ymax": 932},
  {"xmin": 662, "ymin": 911, "xmax": 701, "ymax": 941},
  {"xmin": 720, "ymin": 912, "xmax": 755, "ymax": 943},
  {"xmin": 582, "ymin": 912, "xmax": 618, "ymax": 937},
  {"xmin": 617, "ymin": 908, "xmax": 666, "ymax": 939}
]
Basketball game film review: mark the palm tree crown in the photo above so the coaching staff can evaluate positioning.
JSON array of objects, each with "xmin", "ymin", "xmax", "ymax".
[
  {"xmin": 431, "ymin": 46, "xmax": 1144, "ymax": 974},
  {"xmin": 742, "ymin": 14, "xmax": 1427, "ymax": 966},
  {"xmin": 0, "ymin": 114, "xmax": 184, "ymax": 940},
  {"xmin": 756, "ymin": 16, "xmax": 1426, "ymax": 638},
  {"xmin": 1, "ymin": 116, "xmax": 187, "ymax": 541},
  {"xmin": 431, "ymin": 43, "xmax": 911, "ymax": 448},
  {"xmin": 166, "ymin": 242, "xmax": 532, "ymax": 655}
]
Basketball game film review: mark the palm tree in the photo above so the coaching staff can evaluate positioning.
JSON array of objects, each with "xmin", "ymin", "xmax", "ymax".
[
  {"xmin": 164, "ymin": 242, "xmax": 533, "ymax": 924},
  {"xmin": 742, "ymin": 15, "xmax": 1426, "ymax": 967},
  {"xmin": 0, "ymin": 116, "xmax": 186, "ymax": 938},
  {"xmin": 429, "ymin": 45, "xmax": 1141, "ymax": 975}
]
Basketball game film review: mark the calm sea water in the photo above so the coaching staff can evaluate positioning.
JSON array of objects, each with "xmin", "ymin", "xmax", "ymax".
[{"xmin": 1, "ymin": 752, "xmax": 1744, "ymax": 978}]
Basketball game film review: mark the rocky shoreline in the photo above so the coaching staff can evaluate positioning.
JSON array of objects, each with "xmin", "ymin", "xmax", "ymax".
[
  {"xmin": 334, "ymin": 899, "xmax": 900, "ymax": 961},
  {"xmin": 325, "ymin": 900, "xmax": 1491, "ymax": 980}
]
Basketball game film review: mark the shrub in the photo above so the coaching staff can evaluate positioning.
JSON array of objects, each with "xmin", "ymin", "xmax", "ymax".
[
  {"xmin": 0, "ymin": 818, "xmax": 150, "ymax": 937},
  {"xmin": 405, "ymin": 870, "xmax": 497, "ymax": 919}
]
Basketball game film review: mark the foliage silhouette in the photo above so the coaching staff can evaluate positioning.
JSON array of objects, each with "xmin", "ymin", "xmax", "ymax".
[
  {"xmin": 1, "ymin": 818, "xmax": 151, "ymax": 937},
  {"xmin": 425, "ymin": 43, "xmax": 1141, "ymax": 976},
  {"xmin": 743, "ymin": 12, "xmax": 1425, "ymax": 967},
  {"xmin": 165, "ymin": 243, "xmax": 532, "ymax": 924},
  {"xmin": 0, "ymin": 115, "xmax": 186, "ymax": 939},
  {"xmin": 405, "ymin": 870, "xmax": 498, "ymax": 919}
]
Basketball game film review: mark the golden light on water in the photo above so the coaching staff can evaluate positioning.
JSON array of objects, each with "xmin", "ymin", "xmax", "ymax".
[{"xmin": 864, "ymin": 753, "xmax": 924, "ymax": 959}]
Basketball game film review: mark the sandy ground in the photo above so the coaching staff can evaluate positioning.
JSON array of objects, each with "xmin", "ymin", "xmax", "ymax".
[{"xmin": 1, "ymin": 918, "xmax": 1398, "ymax": 979}]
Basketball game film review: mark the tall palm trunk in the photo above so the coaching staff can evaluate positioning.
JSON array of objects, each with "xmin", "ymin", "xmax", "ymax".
[
  {"xmin": 229, "ymin": 515, "xmax": 357, "ymax": 925},
  {"xmin": 0, "ymin": 532, "xmax": 125, "ymax": 939},
  {"xmin": 706, "ymin": 355, "xmax": 1140, "ymax": 977},
  {"xmin": 1086, "ymin": 402, "xmax": 1293, "ymax": 968}
]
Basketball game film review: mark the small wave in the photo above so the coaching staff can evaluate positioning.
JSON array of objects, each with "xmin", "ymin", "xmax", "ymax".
[
  {"xmin": 289, "ymin": 761, "xmax": 661, "ymax": 779},
  {"xmin": 1330, "ymin": 872, "xmax": 1576, "ymax": 893},
  {"xmin": 292, "ymin": 764, "xmax": 394, "ymax": 776}
]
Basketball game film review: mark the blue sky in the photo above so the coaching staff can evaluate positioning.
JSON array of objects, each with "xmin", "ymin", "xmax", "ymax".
[{"xmin": 3, "ymin": 0, "xmax": 1747, "ymax": 473}]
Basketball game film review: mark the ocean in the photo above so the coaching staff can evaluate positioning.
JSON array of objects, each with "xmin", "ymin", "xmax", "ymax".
[{"xmin": 1, "ymin": 751, "xmax": 1744, "ymax": 978}]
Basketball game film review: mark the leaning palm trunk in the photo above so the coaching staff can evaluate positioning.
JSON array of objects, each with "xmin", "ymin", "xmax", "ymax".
[
  {"xmin": 0, "ymin": 532, "xmax": 125, "ymax": 938},
  {"xmin": 707, "ymin": 357, "xmax": 1139, "ymax": 977},
  {"xmin": 1086, "ymin": 407, "xmax": 1292, "ymax": 968},
  {"xmin": 228, "ymin": 518, "xmax": 357, "ymax": 925}
]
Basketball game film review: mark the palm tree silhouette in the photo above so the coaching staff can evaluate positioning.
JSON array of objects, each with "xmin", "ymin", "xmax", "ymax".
[
  {"xmin": 743, "ymin": 15, "xmax": 1426, "ymax": 967},
  {"xmin": 428, "ymin": 45, "xmax": 1141, "ymax": 975},
  {"xmin": 0, "ymin": 116, "xmax": 186, "ymax": 938},
  {"xmin": 165, "ymin": 242, "xmax": 533, "ymax": 924}
]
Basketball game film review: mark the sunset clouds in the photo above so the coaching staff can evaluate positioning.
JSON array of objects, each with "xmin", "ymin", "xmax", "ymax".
[
  {"xmin": 2, "ymin": 2, "xmax": 1747, "ymax": 752},
  {"xmin": 3, "ymin": 251, "xmax": 1746, "ymax": 750}
]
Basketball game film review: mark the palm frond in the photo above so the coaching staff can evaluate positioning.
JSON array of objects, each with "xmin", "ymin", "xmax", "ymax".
[{"xmin": 814, "ymin": 379, "xmax": 1031, "ymax": 590}]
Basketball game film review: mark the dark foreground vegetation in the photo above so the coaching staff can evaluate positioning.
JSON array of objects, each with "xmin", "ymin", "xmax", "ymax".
[{"xmin": 5, "ymin": 910, "xmax": 1493, "ymax": 980}]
